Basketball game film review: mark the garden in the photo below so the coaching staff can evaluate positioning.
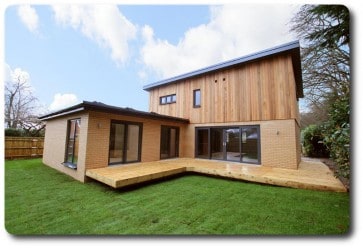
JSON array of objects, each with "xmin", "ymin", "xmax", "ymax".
[{"xmin": 5, "ymin": 159, "xmax": 350, "ymax": 235}]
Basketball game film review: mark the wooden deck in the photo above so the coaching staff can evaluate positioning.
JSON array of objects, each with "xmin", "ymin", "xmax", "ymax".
[{"xmin": 86, "ymin": 158, "xmax": 347, "ymax": 192}]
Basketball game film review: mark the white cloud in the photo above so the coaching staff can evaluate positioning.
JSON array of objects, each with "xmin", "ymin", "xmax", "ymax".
[
  {"xmin": 4, "ymin": 63, "xmax": 13, "ymax": 83},
  {"xmin": 51, "ymin": 5, "xmax": 137, "ymax": 66},
  {"xmin": 49, "ymin": 93, "xmax": 79, "ymax": 111},
  {"xmin": 4, "ymin": 63, "xmax": 31, "ymax": 87},
  {"xmin": 11, "ymin": 68, "xmax": 30, "ymax": 85},
  {"xmin": 140, "ymin": 4, "xmax": 299, "ymax": 79},
  {"xmin": 17, "ymin": 5, "xmax": 39, "ymax": 34}
]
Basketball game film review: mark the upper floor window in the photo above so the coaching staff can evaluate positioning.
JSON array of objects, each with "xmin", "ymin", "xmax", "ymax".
[
  {"xmin": 193, "ymin": 89, "xmax": 201, "ymax": 108},
  {"xmin": 160, "ymin": 94, "xmax": 176, "ymax": 105}
]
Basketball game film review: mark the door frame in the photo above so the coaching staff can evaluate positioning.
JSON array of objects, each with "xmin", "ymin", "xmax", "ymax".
[
  {"xmin": 160, "ymin": 125, "xmax": 180, "ymax": 159},
  {"xmin": 195, "ymin": 125, "xmax": 261, "ymax": 164},
  {"xmin": 108, "ymin": 120, "xmax": 143, "ymax": 165}
]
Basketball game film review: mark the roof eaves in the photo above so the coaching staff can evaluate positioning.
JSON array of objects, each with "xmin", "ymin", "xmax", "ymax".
[
  {"xmin": 84, "ymin": 101, "xmax": 190, "ymax": 123},
  {"xmin": 143, "ymin": 40, "xmax": 301, "ymax": 91},
  {"xmin": 38, "ymin": 102, "xmax": 85, "ymax": 120},
  {"xmin": 39, "ymin": 101, "xmax": 189, "ymax": 123}
]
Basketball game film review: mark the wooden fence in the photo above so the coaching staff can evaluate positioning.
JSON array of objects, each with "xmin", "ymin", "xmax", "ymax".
[{"xmin": 5, "ymin": 137, "xmax": 44, "ymax": 159}]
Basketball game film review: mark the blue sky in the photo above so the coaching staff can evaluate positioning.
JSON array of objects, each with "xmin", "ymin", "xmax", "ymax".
[
  {"xmin": 4, "ymin": 3, "xmax": 309, "ymax": 113},
  {"xmin": 5, "ymin": 5, "xmax": 214, "ymax": 112}
]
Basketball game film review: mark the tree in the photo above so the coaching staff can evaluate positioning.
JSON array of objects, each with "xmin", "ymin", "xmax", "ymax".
[
  {"xmin": 301, "ymin": 124, "xmax": 329, "ymax": 158},
  {"xmin": 291, "ymin": 5, "xmax": 349, "ymax": 111},
  {"xmin": 4, "ymin": 69, "xmax": 45, "ymax": 136},
  {"xmin": 290, "ymin": 5, "xmax": 350, "ymax": 180},
  {"xmin": 323, "ymin": 95, "xmax": 350, "ymax": 180}
]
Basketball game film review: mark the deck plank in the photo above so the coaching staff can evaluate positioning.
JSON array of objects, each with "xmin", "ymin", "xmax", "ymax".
[{"xmin": 86, "ymin": 158, "xmax": 347, "ymax": 192}]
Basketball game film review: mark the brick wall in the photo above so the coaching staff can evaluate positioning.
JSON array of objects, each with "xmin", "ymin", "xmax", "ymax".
[
  {"xmin": 43, "ymin": 111, "xmax": 188, "ymax": 181},
  {"xmin": 84, "ymin": 111, "xmax": 187, "ymax": 170},
  {"xmin": 260, "ymin": 119, "xmax": 299, "ymax": 169},
  {"xmin": 43, "ymin": 110, "xmax": 299, "ymax": 183},
  {"xmin": 42, "ymin": 112, "xmax": 89, "ymax": 182},
  {"xmin": 185, "ymin": 119, "xmax": 300, "ymax": 169},
  {"xmin": 295, "ymin": 119, "xmax": 302, "ymax": 165}
]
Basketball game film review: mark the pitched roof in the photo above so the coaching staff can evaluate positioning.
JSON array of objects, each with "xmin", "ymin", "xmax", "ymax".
[
  {"xmin": 39, "ymin": 101, "xmax": 189, "ymax": 123},
  {"xmin": 143, "ymin": 40, "xmax": 303, "ymax": 98}
]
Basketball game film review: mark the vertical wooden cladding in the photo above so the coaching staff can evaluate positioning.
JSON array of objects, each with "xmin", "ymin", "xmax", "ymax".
[{"xmin": 148, "ymin": 54, "xmax": 299, "ymax": 124}]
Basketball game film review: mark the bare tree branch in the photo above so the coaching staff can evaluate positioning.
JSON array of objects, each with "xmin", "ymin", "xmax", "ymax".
[{"xmin": 4, "ymin": 72, "xmax": 45, "ymax": 136}]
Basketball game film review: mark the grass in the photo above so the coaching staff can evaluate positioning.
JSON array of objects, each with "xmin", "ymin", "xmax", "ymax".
[{"xmin": 5, "ymin": 159, "xmax": 350, "ymax": 235}]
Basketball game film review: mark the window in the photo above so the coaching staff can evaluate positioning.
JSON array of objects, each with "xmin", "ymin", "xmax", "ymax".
[
  {"xmin": 109, "ymin": 121, "xmax": 142, "ymax": 165},
  {"xmin": 193, "ymin": 89, "xmax": 201, "ymax": 108},
  {"xmin": 64, "ymin": 119, "xmax": 81, "ymax": 169},
  {"xmin": 160, "ymin": 94, "xmax": 176, "ymax": 105},
  {"xmin": 160, "ymin": 126, "xmax": 179, "ymax": 159}
]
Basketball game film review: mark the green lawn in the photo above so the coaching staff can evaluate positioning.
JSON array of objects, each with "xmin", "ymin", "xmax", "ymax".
[{"xmin": 5, "ymin": 159, "xmax": 350, "ymax": 235}]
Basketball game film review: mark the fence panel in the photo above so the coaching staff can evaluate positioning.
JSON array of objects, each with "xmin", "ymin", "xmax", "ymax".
[{"xmin": 5, "ymin": 137, "xmax": 44, "ymax": 159}]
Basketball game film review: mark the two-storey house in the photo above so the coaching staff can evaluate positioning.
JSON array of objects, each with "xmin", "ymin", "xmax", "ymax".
[{"xmin": 40, "ymin": 41, "xmax": 303, "ymax": 183}]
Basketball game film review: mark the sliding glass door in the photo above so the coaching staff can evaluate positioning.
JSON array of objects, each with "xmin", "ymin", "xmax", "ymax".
[
  {"xmin": 160, "ymin": 126, "xmax": 179, "ymax": 159},
  {"xmin": 196, "ymin": 125, "xmax": 260, "ymax": 164},
  {"xmin": 126, "ymin": 124, "xmax": 141, "ymax": 162},
  {"xmin": 210, "ymin": 127, "xmax": 240, "ymax": 161},
  {"xmin": 211, "ymin": 128, "xmax": 223, "ymax": 160},
  {"xmin": 109, "ymin": 121, "xmax": 142, "ymax": 165},
  {"xmin": 196, "ymin": 129, "xmax": 209, "ymax": 159},
  {"xmin": 225, "ymin": 128, "xmax": 241, "ymax": 162},
  {"xmin": 109, "ymin": 122, "xmax": 125, "ymax": 164},
  {"xmin": 240, "ymin": 127, "xmax": 259, "ymax": 163}
]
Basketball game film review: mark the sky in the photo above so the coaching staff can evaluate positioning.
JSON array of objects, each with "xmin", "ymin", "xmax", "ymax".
[{"xmin": 4, "ymin": 2, "xmax": 302, "ymax": 114}]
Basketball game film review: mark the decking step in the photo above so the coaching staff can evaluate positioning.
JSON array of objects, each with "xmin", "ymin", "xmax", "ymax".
[{"xmin": 86, "ymin": 158, "xmax": 347, "ymax": 192}]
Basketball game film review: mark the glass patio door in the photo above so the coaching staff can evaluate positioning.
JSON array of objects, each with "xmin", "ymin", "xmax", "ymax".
[
  {"xmin": 240, "ymin": 126, "xmax": 259, "ymax": 164},
  {"xmin": 160, "ymin": 126, "xmax": 179, "ymax": 159},
  {"xmin": 109, "ymin": 121, "xmax": 142, "ymax": 165},
  {"xmin": 225, "ymin": 128, "xmax": 240, "ymax": 162},
  {"xmin": 196, "ymin": 129, "xmax": 209, "ymax": 159},
  {"xmin": 196, "ymin": 126, "xmax": 260, "ymax": 164},
  {"xmin": 210, "ymin": 128, "xmax": 240, "ymax": 161},
  {"xmin": 211, "ymin": 128, "xmax": 223, "ymax": 160}
]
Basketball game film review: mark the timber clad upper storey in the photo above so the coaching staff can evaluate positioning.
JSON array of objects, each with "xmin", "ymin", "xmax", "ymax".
[{"xmin": 143, "ymin": 40, "xmax": 303, "ymax": 124}]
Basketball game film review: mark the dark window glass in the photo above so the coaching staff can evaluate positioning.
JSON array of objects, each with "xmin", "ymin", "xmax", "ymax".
[
  {"xmin": 109, "ymin": 123, "xmax": 125, "ymax": 164},
  {"xmin": 65, "ymin": 119, "xmax": 81, "ymax": 169},
  {"xmin": 126, "ymin": 124, "xmax": 140, "ymax": 162},
  {"xmin": 196, "ymin": 129, "xmax": 209, "ymax": 159},
  {"xmin": 241, "ymin": 127, "xmax": 259, "ymax": 164},
  {"xmin": 109, "ymin": 121, "xmax": 142, "ymax": 165},
  {"xmin": 211, "ymin": 128, "xmax": 223, "ymax": 160},
  {"xmin": 195, "ymin": 125, "xmax": 260, "ymax": 164},
  {"xmin": 225, "ymin": 128, "xmax": 240, "ymax": 162},
  {"xmin": 160, "ymin": 126, "xmax": 179, "ymax": 159},
  {"xmin": 160, "ymin": 94, "xmax": 176, "ymax": 105}
]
